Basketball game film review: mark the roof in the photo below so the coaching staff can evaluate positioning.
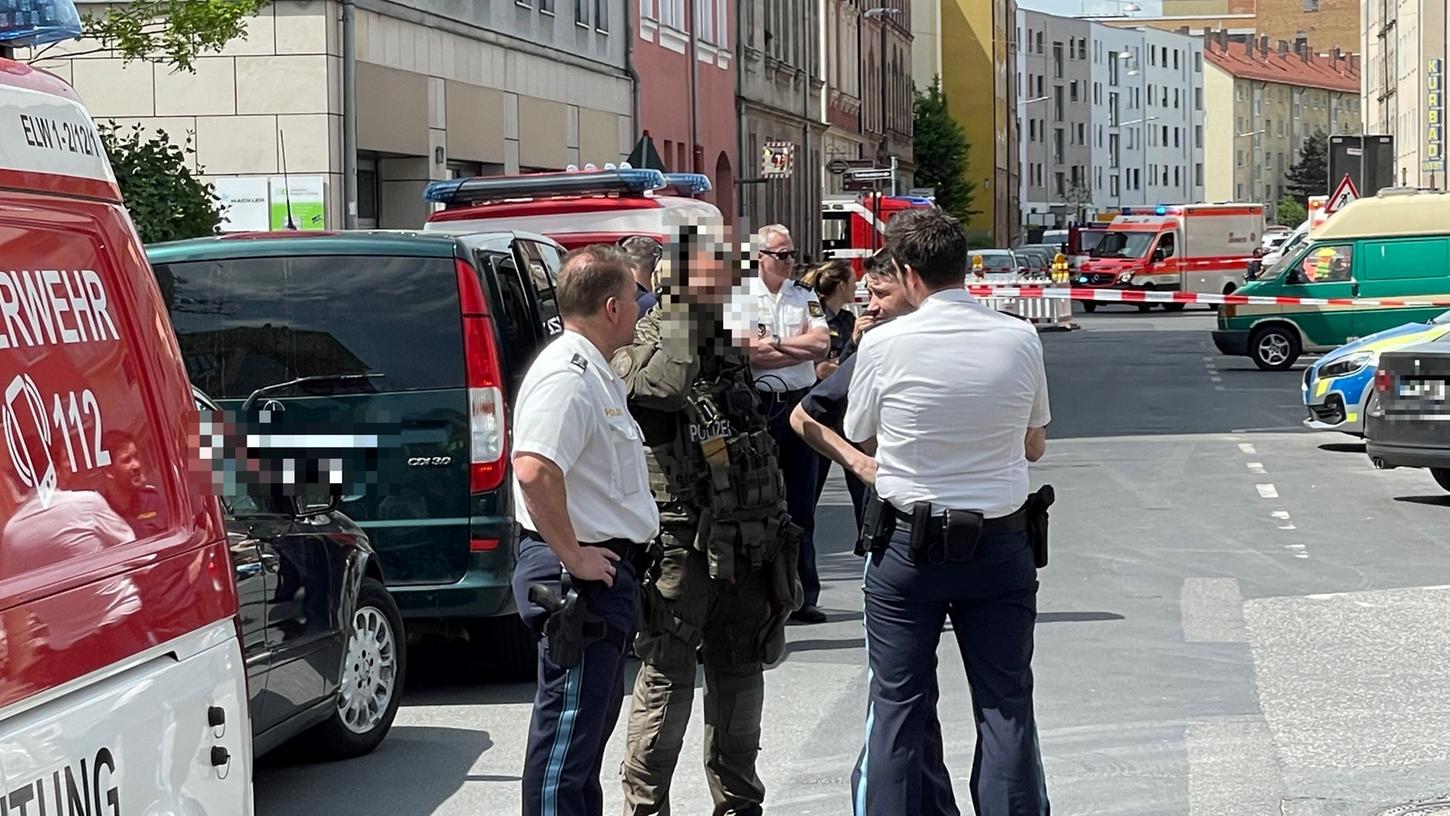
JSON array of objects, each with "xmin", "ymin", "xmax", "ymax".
[
  {"xmin": 146, "ymin": 230, "xmax": 480, "ymax": 262},
  {"xmin": 1311, "ymin": 191, "xmax": 1450, "ymax": 242},
  {"xmin": 1203, "ymin": 38, "xmax": 1358, "ymax": 94}
]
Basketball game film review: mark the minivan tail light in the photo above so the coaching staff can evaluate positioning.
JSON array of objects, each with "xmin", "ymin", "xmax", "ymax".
[
  {"xmin": 457, "ymin": 260, "xmax": 507, "ymax": 493},
  {"xmin": 1375, "ymin": 369, "xmax": 1393, "ymax": 394}
]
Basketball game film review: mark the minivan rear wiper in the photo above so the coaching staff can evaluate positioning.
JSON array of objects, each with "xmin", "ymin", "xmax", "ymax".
[{"xmin": 241, "ymin": 373, "xmax": 384, "ymax": 412}]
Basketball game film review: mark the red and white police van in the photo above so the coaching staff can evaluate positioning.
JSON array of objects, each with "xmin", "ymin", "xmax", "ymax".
[
  {"xmin": 423, "ymin": 165, "xmax": 724, "ymax": 248},
  {"xmin": 821, "ymin": 193, "xmax": 935, "ymax": 276},
  {"xmin": 1075, "ymin": 203, "xmax": 1266, "ymax": 312},
  {"xmin": 0, "ymin": 6, "xmax": 252, "ymax": 812}
]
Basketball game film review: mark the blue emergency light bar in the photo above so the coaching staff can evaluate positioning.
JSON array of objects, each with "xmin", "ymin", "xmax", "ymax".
[
  {"xmin": 1120, "ymin": 205, "xmax": 1180, "ymax": 216},
  {"xmin": 423, "ymin": 168, "xmax": 667, "ymax": 207},
  {"xmin": 661, "ymin": 173, "xmax": 712, "ymax": 197},
  {"xmin": 888, "ymin": 195, "xmax": 934, "ymax": 206},
  {"xmin": 0, "ymin": 0, "xmax": 82, "ymax": 47}
]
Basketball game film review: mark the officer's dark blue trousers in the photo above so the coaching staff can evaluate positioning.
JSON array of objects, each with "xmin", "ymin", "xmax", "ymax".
[
  {"xmin": 514, "ymin": 536, "xmax": 640, "ymax": 816},
  {"xmin": 852, "ymin": 529, "xmax": 1049, "ymax": 816},
  {"xmin": 764, "ymin": 390, "xmax": 821, "ymax": 606}
]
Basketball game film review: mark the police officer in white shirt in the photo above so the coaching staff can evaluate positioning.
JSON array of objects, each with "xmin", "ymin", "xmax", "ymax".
[
  {"xmin": 844, "ymin": 209, "xmax": 1052, "ymax": 816},
  {"xmin": 510, "ymin": 245, "xmax": 660, "ymax": 816},
  {"xmin": 744, "ymin": 224, "xmax": 832, "ymax": 623}
]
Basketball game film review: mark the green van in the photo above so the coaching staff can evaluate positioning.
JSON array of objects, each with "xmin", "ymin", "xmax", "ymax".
[
  {"xmin": 148, "ymin": 230, "xmax": 569, "ymax": 677},
  {"xmin": 1214, "ymin": 189, "xmax": 1450, "ymax": 370}
]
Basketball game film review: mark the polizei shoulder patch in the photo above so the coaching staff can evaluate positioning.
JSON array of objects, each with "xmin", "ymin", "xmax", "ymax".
[
  {"xmin": 808, "ymin": 300, "xmax": 824, "ymax": 318},
  {"xmin": 570, "ymin": 353, "xmax": 589, "ymax": 373}
]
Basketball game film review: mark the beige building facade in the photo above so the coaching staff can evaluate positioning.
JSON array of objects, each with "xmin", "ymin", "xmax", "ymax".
[
  {"xmin": 1363, "ymin": 0, "xmax": 1448, "ymax": 188},
  {"xmin": 34, "ymin": 1, "xmax": 633, "ymax": 230}
]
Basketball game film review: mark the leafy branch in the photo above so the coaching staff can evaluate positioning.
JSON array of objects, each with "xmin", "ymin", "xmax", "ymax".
[{"xmin": 33, "ymin": 0, "xmax": 267, "ymax": 72}]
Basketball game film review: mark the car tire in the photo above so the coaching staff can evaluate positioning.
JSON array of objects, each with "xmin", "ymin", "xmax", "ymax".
[
  {"xmin": 304, "ymin": 578, "xmax": 406, "ymax": 760},
  {"xmin": 1433, "ymin": 468, "xmax": 1450, "ymax": 493},
  {"xmin": 485, "ymin": 614, "xmax": 538, "ymax": 682},
  {"xmin": 1249, "ymin": 325, "xmax": 1300, "ymax": 371},
  {"xmin": 1164, "ymin": 302, "xmax": 1187, "ymax": 312},
  {"xmin": 1082, "ymin": 301, "xmax": 1097, "ymax": 313}
]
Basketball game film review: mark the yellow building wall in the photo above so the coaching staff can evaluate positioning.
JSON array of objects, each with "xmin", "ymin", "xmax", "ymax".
[
  {"xmin": 1203, "ymin": 63, "xmax": 1237, "ymax": 203},
  {"xmin": 941, "ymin": 0, "xmax": 1011, "ymax": 242}
]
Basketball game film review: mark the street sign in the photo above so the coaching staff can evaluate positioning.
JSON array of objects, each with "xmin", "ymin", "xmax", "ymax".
[
  {"xmin": 762, "ymin": 141, "xmax": 794, "ymax": 179},
  {"xmin": 1426, "ymin": 59, "xmax": 1445, "ymax": 173},
  {"xmin": 846, "ymin": 168, "xmax": 893, "ymax": 183},
  {"xmin": 826, "ymin": 158, "xmax": 851, "ymax": 175},
  {"xmin": 1326, "ymin": 174, "xmax": 1359, "ymax": 214}
]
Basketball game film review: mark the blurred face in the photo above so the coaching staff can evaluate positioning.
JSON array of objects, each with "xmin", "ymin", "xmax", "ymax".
[
  {"xmin": 682, "ymin": 233, "xmax": 739, "ymax": 304},
  {"xmin": 757, "ymin": 230, "xmax": 797, "ymax": 283},
  {"xmin": 865, "ymin": 273, "xmax": 912, "ymax": 319}
]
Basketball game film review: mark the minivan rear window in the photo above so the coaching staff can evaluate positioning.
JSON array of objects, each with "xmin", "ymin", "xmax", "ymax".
[{"xmin": 155, "ymin": 255, "xmax": 463, "ymax": 399}]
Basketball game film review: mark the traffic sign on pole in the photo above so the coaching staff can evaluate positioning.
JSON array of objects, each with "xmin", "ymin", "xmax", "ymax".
[{"xmin": 1326, "ymin": 174, "xmax": 1359, "ymax": 214}]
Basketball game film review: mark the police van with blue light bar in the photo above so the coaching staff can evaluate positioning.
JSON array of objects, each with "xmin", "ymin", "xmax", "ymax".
[
  {"xmin": 424, "ymin": 163, "xmax": 724, "ymax": 250},
  {"xmin": 0, "ymin": 1, "xmax": 256, "ymax": 812}
]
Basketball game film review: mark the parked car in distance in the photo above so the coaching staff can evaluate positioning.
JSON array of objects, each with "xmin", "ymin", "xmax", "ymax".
[
  {"xmin": 1302, "ymin": 311, "xmax": 1450, "ymax": 435},
  {"xmin": 1015, "ymin": 244, "xmax": 1060, "ymax": 267},
  {"xmin": 1017, "ymin": 251, "xmax": 1049, "ymax": 277},
  {"xmin": 197, "ymin": 386, "xmax": 407, "ymax": 759},
  {"xmin": 1365, "ymin": 336, "xmax": 1450, "ymax": 492},
  {"xmin": 970, "ymin": 249, "xmax": 1021, "ymax": 282},
  {"xmin": 151, "ymin": 230, "xmax": 570, "ymax": 679}
]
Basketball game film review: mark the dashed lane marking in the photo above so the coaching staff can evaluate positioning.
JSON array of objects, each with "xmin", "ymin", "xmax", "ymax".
[{"xmin": 1256, "ymin": 484, "xmax": 1279, "ymax": 499}]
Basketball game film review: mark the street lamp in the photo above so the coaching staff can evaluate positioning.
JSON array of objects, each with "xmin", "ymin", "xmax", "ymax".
[
  {"xmin": 864, "ymin": 4, "xmax": 903, "ymax": 192},
  {"xmin": 1020, "ymin": 95, "xmax": 1052, "ymax": 227},
  {"xmin": 1237, "ymin": 129, "xmax": 1267, "ymax": 207},
  {"xmin": 1117, "ymin": 115, "xmax": 1159, "ymax": 206}
]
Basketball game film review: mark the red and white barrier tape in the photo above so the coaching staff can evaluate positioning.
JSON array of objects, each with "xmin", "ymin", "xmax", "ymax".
[{"xmin": 960, "ymin": 286, "xmax": 1450, "ymax": 309}]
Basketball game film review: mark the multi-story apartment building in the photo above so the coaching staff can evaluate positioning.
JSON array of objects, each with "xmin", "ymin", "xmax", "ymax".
[
  {"xmin": 821, "ymin": 0, "xmax": 913, "ymax": 197},
  {"xmin": 738, "ymin": 0, "xmax": 826, "ymax": 251},
  {"xmin": 1104, "ymin": 0, "xmax": 1359, "ymax": 53},
  {"xmin": 1017, "ymin": 10, "xmax": 1092, "ymax": 229},
  {"xmin": 37, "ymin": 1, "xmax": 633, "ymax": 229},
  {"xmin": 822, "ymin": 0, "xmax": 867, "ymax": 195},
  {"xmin": 1202, "ymin": 32, "xmax": 1361, "ymax": 211},
  {"xmin": 1089, "ymin": 24, "xmax": 1150, "ymax": 212},
  {"xmin": 634, "ymin": 0, "xmax": 739, "ymax": 220},
  {"xmin": 1139, "ymin": 26, "xmax": 1206, "ymax": 206},
  {"xmin": 1362, "ymin": 0, "xmax": 1447, "ymax": 188}
]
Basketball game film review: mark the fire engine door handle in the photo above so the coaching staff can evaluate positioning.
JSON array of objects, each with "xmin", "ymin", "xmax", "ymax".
[{"xmin": 1351, "ymin": 282, "xmax": 1360, "ymax": 297}]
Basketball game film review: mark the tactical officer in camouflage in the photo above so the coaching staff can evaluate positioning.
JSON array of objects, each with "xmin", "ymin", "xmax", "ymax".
[{"xmin": 612, "ymin": 224, "xmax": 803, "ymax": 816}]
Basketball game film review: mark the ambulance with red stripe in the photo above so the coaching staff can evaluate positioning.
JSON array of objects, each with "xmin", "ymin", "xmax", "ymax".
[
  {"xmin": 422, "ymin": 165, "xmax": 723, "ymax": 249},
  {"xmin": 1075, "ymin": 203, "xmax": 1266, "ymax": 312},
  {"xmin": 0, "ymin": 5, "xmax": 252, "ymax": 812}
]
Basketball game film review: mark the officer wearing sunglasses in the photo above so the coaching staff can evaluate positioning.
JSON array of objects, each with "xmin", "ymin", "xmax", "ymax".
[{"xmin": 744, "ymin": 224, "xmax": 831, "ymax": 624}]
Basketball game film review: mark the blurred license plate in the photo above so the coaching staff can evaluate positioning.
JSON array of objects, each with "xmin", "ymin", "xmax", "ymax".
[{"xmin": 1400, "ymin": 379, "xmax": 1448, "ymax": 400}]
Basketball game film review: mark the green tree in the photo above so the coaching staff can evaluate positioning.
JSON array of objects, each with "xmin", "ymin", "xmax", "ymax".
[
  {"xmin": 31, "ymin": 0, "xmax": 269, "ymax": 72},
  {"xmin": 100, "ymin": 123, "xmax": 221, "ymax": 244},
  {"xmin": 912, "ymin": 76, "xmax": 976, "ymax": 223},
  {"xmin": 1275, "ymin": 194, "xmax": 1307, "ymax": 227},
  {"xmin": 1284, "ymin": 131, "xmax": 1329, "ymax": 206}
]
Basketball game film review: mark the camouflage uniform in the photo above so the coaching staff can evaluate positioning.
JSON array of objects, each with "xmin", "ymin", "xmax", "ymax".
[{"xmin": 612, "ymin": 297, "xmax": 803, "ymax": 816}]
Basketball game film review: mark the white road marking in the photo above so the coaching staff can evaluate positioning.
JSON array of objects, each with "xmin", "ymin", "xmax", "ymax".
[
  {"xmin": 1210, "ymin": 376, "xmax": 1223, "ymax": 383},
  {"xmin": 1256, "ymin": 484, "xmax": 1279, "ymax": 499},
  {"xmin": 1247, "ymin": 462, "xmax": 1266, "ymax": 474},
  {"xmin": 1238, "ymin": 443, "xmax": 1257, "ymax": 455},
  {"xmin": 1270, "ymin": 510, "xmax": 1290, "ymax": 519},
  {"xmin": 1181, "ymin": 577, "xmax": 1247, "ymax": 643}
]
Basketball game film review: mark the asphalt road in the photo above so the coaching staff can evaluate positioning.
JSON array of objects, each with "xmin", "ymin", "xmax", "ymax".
[{"xmin": 256, "ymin": 306, "xmax": 1450, "ymax": 816}]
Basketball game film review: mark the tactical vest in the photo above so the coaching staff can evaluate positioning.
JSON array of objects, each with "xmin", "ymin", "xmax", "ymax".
[{"xmin": 646, "ymin": 354, "xmax": 793, "ymax": 581}]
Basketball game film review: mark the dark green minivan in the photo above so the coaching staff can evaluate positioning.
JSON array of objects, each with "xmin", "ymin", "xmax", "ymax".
[{"xmin": 148, "ymin": 230, "xmax": 567, "ymax": 676}]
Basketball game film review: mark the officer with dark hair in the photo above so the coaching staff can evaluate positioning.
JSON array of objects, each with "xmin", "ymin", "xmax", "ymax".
[
  {"xmin": 614, "ymin": 224, "xmax": 803, "ymax": 816},
  {"xmin": 846, "ymin": 208, "xmax": 1054, "ymax": 815},
  {"xmin": 510, "ymin": 244, "xmax": 660, "ymax": 816},
  {"xmin": 620, "ymin": 235, "xmax": 664, "ymax": 319},
  {"xmin": 99, "ymin": 430, "xmax": 165, "ymax": 538}
]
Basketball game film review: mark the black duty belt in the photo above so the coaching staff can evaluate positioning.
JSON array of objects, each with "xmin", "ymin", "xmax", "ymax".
[
  {"xmin": 889, "ymin": 505, "xmax": 1028, "ymax": 535},
  {"xmin": 521, "ymin": 531, "xmax": 645, "ymax": 561},
  {"xmin": 757, "ymin": 388, "xmax": 809, "ymax": 403}
]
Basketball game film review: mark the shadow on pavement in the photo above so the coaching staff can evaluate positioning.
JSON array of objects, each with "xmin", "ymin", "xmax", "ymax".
[
  {"xmin": 1319, "ymin": 442, "xmax": 1367, "ymax": 454},
  {"xmin": 783, "ymin": 637, "xmax": 866, "ymax": 657},
  {"xmin": 1039, "ymin": 611, "xmax": 1126, "ymax": 623},
  {"xmin": 255, "ymin": 725, "xmax": 495, "ymax": 815},
  {"xmin": 1394, "ymin": 495, "xmax": 1450, "ymax": 507}
]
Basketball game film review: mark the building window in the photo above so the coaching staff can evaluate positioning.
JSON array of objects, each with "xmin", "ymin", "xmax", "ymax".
[
  {"xmin": 641, "ymin": 0, "xmax": 656, "ymax": 21},
  {"xmin": 1108, "ymin": 51, "xmax": 1119, "ymax": 85},
  {"xmin": 1070, "ymin": 80, "xmax": 1079, "ymax": 102},
  {"xmin": 1094, "ymin": 82, "xmax": 1101, "ymax": 105},
  {"xmin": 1303, "ymin": 0, "xmax": 1319, "ymax": 9},
  {"xmin": 595, "ymin": 0, "xmax": 608, "ymax": 31},
  {"xmin": 1078, "ymin": 122, "xmax": 1085, "ymax": 145},
  {"xmin": 576, "ymin": 0, "xmax": 587, "ymax": 26},
  {"xmin": 1174, "ymin": 50, "xmax": 1180, "ymax": 70},
  {"xmin": 1237, "ymin": 149, "xmax": 1244, "ymax": 167},
  {"xmin": 696, "ymin": 0, "xmax": 714, "ymax": 42},
  {"xmin": 1195, "ymin": 87, "xmax": 1203, "ymax": 111},
  {"xmin": 661, "ymin": 0, "xmax": 683, "ymax": 32},
  {"xmin": 1111, "ymin": 175, "xmax": 1121, "ymax": 196},
  {"xmin": 1195, "ymin": 52, "xmax": 1202, "ymax": 73},
  {"xmin": 1175, "ymin": 167, "xmax": 1181, "ymax": 188},
  {"xmin": 1036, "ymin": 31, "xmax": 1044, "ymax": 54},
  {"xmin": 1195, "ymin": 125, "xmax": 1203, "ymax": 148},
  {"xmin": 1195, "ymin": 163, "xmax": 1203, "ymax": 187},
  {"xmin": 1054, "ymin": 85, "xmax": 1064, "ymax": 122},
  {"xmin": 1053, "ymin": 42, "xmax": 1063, "ymax": 78},
  {"xmin": 1174, "ymin": 88, "xmax": 1180, "ymax": 109}
]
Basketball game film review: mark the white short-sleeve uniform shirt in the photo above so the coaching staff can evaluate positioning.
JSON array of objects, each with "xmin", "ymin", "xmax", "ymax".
[
  {"xmin": 511, "ymin": 330, "xmax": 659, "ymax": 543},
  {"xmin": 737, "ymin": 275, "xmax": 829, "ymax": 392},
  {"xmin": 844, "ymin": 289, "xmax": 1051, "ymax": 518}
]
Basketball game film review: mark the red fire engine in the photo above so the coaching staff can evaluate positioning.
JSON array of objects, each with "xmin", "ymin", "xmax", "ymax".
[
  {"xmin": 821, "ymin": 194, "xmax": 936, "ymax": 276},
  {"xmin": 423, "ymin": 165, "xmax": 724, "ymax": 247}
]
